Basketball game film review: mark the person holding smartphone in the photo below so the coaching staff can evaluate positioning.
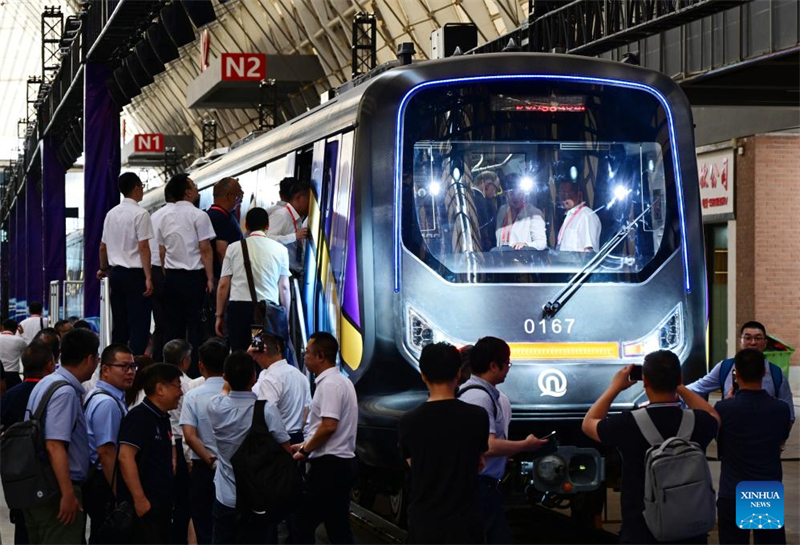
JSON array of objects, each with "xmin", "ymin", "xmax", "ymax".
[{"xmin": 458, "ymin": 337, "xmax": 549, "ymax": 544}]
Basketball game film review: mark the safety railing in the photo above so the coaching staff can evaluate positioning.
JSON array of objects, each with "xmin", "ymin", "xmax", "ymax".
[
  {"xmin": 49, "ymin": 280, "xmax": 61, "ymax": 321},
  {"xmin": 63, "ymin": 280, "xmax": 84, "ymax": 321},
  {"xmin": 99, "ymin": 277, "xmax": 112, "ymax": 350}
]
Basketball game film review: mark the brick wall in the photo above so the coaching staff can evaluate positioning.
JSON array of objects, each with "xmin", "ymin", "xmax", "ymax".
[{"xmin": 738, "ymin": 134, "xmax": 800, "ymax": 365}]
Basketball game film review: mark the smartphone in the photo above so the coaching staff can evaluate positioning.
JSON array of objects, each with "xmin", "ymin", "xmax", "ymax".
[
  {"xmin": 250, "ymin": 325, "xmax": 265, "ymax": 351},
  {"xmin": 629, "ymin": 365, "xmax": 643, "ymax": 381}
]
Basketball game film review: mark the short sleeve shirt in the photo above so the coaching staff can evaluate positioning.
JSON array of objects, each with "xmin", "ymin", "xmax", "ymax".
[
  {"xmin": 597, "ymin": 405, "xmax": 718, "ymax": 543},
  {"xmin": 459, "ymin": 376, "xmax": 509, "ymax": 479},
  {"xmin": 220, "ymin": 235, "xmax": 289, "ymax": 304},
  {"xmin": 118, "ymin": 398, "xmax": 174, "ymax": 509},
  {"xmin": 149, "ymin": 203, "xmax": 174, "ymax": 267},
  {"xmin": 85, "ymin": 380, "xmax": 128, "ymax": 465},
  {"xmin": 157, "ymin": 201, "xmax": 216, "ymax": 270},
  {"xmin": 305, "ymin": 367, "xmax": 358, "ymax": 459},
  {"xmin": 557, "ymin": 204, "xmax": 601, "ymax": 252},
  {"xmin": 179, "ymin": 376, "xmax": 226, "ymax": 459},
  {"xmin": 207, "ymin": 206, "xmax": 243, "ymax": 278},
  {"xmin": 253, "ymin": 361, "xmax": 312, "ymax": 432},
  {"xmin": 25, "ymin": 367, "xmax": 91, "ymax": 482},
  {"xmin": 0, "ymin": 332, "xmax": 27, "ymax": 373},
  {"xmin": 715, "ymin": 390, "xmax": 791, "ymax": 499},
  {"xmin": 101, "ymin": 198, "xmax": 154, "ymax": 268}
]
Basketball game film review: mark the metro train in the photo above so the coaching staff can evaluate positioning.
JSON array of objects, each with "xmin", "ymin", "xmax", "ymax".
[{"xmin": 89, "ymin": 52, "xmax": 705, "ymax": 517}]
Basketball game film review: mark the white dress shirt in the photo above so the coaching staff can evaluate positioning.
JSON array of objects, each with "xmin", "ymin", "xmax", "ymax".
[
  {"xmin": 220, "ymin": 233, "xmax": 289, "ymax": 304},
  {"xmin": 305, "ymin": 366, "xmax": 358, "ymax": 459},
  {"xmin": 267, "ymin": 203, "xmax": 305, "ymax": 245},
  {"xmin": 149, "ymin": 203, "xmax": 174, "ymax": 267},
  {"xmin": 495, "ymin": 204, "xmax": 547, "ymax": 250},
  {"xmin": 0, "ymin": 331, "xmax": 27, "ymax": 373},
  {"xmin": 157, "ymin": 201, "xmax": 216, "ymax": 270},
  {"xmin": 101, "ymin": 198, "xmax": 154, "ymax": 268},
  {"xmin": 16, "ymin": 316, "xmax": 49, "ymax": 345},
  {"xmin": 253, "ymin": 360, "xmax": 312, "ymax": 433},
  {"xmin": 557, "ymin": 203, "xmax": 601, "ymax": 252}
]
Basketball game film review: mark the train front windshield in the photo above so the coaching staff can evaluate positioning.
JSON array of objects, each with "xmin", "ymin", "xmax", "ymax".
[{"xmin": 401, "ymin": 79, "xmax": 679, "ymax": 284}]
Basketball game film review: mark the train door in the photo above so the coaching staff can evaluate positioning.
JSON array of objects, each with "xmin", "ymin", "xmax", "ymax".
[
  {"xmin": 705, "ymin": 223, "xmax": 729, "ymax": 364},
  {"xmin": 300, "ymin": 133, "xmax": 358, "ymax": 368}
]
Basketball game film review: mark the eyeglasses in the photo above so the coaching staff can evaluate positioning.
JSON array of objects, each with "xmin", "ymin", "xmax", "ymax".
[
  {"xmin": 106, "ymin": 363, "xmax": 138, "ymax": 372},
  {"xmin": 741, "ymin": 335, "xmax": 766, "ymax": 342},
  {"xmin": 162, "ymin": 381, "xmax": 182, "ymax": 390}
]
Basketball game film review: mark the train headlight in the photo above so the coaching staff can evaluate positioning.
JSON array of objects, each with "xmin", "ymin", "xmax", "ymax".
[
  {"xmin": 622, "ymin": 304, "xmax": 684, "ymax": 358},
  {"xmin": 405, "ymin": 306, "xmax": 462, "ymax": 358}
]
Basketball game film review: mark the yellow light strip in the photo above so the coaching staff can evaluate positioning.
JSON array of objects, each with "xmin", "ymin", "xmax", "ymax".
[{"xmin": 510, "ymin": 342, "xmax": 620, "ymax": 361}]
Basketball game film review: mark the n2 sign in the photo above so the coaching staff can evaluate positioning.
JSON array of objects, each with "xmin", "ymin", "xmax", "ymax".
[
  {"xmin": 221, "ymin": 53, "xmax": 266, "ymax": 81},
  {"xmin": 134, "ymin": 134, "xmax": 164, "ymax": 153}
]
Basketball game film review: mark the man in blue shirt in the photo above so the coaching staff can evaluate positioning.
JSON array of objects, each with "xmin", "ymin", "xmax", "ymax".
[
  {"xmin": 458, "ymin": 337, "xmax": 549, "ymax": 544},
  {"xmin": 83, "ymin": 344, "xmax": 135, "ymax": 543},
  {"xmin": 179, "ymin": 339, "xmax": 229, "ymax": 544},
  {"xmin": 118, "ymin": 363, "xmax": 184, "ymax": 544},
  {"xmin": 715, "ymin": 349, "xmax": 792, "ymax": 545},
  {"xmin": 23, "ymin": 328, "xmax": 100, "ymax": 544},
  {"xmin": 206, "ymin": 177, "xmax": 244, "ymax": 283},
  {"xmin": 1, "ymin": 341, "xmax": 56, "ymax": 544},
  {"xmin": 688, "ymin": 321, "xmax": 794, "ymax": 422},
  {"xmin": 208, "ymin": 351, "xmax": 290, "ymax": 544}
]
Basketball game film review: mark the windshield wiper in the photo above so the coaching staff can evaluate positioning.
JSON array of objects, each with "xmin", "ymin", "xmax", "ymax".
[{"xmin": 542, "ymin": 203, "xmax": 653, "ymax": 319}]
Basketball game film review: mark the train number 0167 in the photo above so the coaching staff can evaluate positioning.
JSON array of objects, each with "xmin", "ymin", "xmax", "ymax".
[{"xmin": 523, "ymin": 318, "xmax": 575, "ymax": 335}]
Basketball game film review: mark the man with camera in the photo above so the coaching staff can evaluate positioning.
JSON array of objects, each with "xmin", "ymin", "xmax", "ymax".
[{"xmin": 215, "ymin": 207, "xmax": 291, "ymax": 352}]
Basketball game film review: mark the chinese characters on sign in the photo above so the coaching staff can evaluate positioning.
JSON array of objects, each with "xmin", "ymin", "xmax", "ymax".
[{"xmin": 697, "ymin": 149, "xmax": 734, "ymax": 217}]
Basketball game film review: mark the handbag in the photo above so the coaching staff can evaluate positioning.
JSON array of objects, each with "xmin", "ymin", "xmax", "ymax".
[
  {"xmin": 94, "ymin": 451, "xmax": 135, "ymax": 544},
  {"xmin": 241, "ymin": 237, "xmax": 289, "ymax": 342},
  {"xmin": 241, "ymin": 237, "xmax": 267, "ymax": 326}
]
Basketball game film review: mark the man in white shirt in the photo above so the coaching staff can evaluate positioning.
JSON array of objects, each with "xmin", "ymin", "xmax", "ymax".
[
  {"xmin": 16, "ymin": 302, "xmax": 49, "ymax": 344},
  {"xmin": 215, "ymin": 207, "xmax": 292, "ymax": 352},
  {"xmin": 158, "ymin": 174, "xmax": 215, "ymax": 372},
  {"xmin": 1, "ymin": 318, "xmax": 27, "ymax": 387},
  {"xmin": 292, "ymin": 332, "xmax": 358, "ymax": 544},
  {"xmin": 556, "ymin": 181, "xmax": 601, "ymax": 252},
  {"xmin": 149, "ymin": 192, "xmax": 175, "ymax": 362},
  {"xmin": 97, "ymin": 173, "xmax": 154, "ymax": 356},
  {"xmin": 265, "ymin": 176, "xmax": 296, "ymax": 215},
  {"xmin": 250, "ymin": 334, "xmax": 311, "ymax": 444},
  {"xmin": 267, "ymin": 180, "xmax": 310, "ymax": 272},
  {"xmin": 494, "ymin": 183, "xmax": 547, "ymax": 250}
]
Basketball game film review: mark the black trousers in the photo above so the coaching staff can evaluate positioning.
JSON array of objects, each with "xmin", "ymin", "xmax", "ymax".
[
  {"xmin": 151, "ymin": 267, "xmax": 167, "ymax": 361},
  {"xmin": 296, "ymin": 456, "xmax": 357, "ymax": 545},
  {"xmin": 190, "ymin": 461, "xmax": 216, "ymax": 544},
  {"xmin": 109, "ymin": 267, "xmax": 152, "ymax": 355},
  {"xmin": 478, "ymin": 476, "xmax": 512, "ymax": 544},
  {"xmin": 171, "ymin": 439, "xmax": 191, "ymax": 544},
  {"xmin": 132, "ymin": 506, "xmax": 171, "ymax": 544},
  {"xmin": 212, "ymin": 501, "xmax": 278, "ymax": 545},
  {"xmin": 165, "ymin": 269, "xmax": 206, "ymax": 374},
  {"xmin": 83, "ymin": 467, "xmax": 114, "ymax": 544},
  {"xmin": 718, "ymin": 497, "xmax": 786, "ymax": 544},
  {"xmin": 226, "ymin": 300, "xmax": 289, "ymax": 354}
]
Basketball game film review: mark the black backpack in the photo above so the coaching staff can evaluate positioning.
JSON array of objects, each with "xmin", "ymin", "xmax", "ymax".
[
  {"xmin": 231, "ymin": 400, "xmax": 301, "ymax": 516},
  {"xmin": 1, "ymin": 381, "xmax": 71, "ymax": 509}
]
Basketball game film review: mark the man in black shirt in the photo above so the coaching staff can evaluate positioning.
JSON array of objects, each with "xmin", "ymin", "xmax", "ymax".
[
  {"xmin": 715, "ymin": 349, "xmax": 791, "ymax": 545},
  {"xmin": 582, "ymin": 350, "xmax": 720, "ymax": 544},
  {"xmin": 118, "ymin": 363, "xmax": 184, "ymax": 544},
  {"xmin": 398, "ymin": 342, "xmax": 490, "ymax": 544},
  {"xmin": 206, "ymin": 177, "xmax": 244, "ymax": 282}
]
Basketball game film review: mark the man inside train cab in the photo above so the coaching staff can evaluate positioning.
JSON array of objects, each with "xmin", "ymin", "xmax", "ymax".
[
  {"xmin": 556, "ymin": 181, "xmax": 601, "ymax": 252},
  {"xmin": 267, "ymin": 179, "xmax": 311, "ymax": 272}
]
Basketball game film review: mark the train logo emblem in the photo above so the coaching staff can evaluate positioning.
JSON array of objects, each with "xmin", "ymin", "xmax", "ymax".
[{"xmin": 538, "ymin": 369, "xmax": 567, "ymax": 397}]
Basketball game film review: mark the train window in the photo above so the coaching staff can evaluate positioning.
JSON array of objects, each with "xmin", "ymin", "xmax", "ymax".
[{"xmin": 401, "ymin": 80, "xmax": 677, "ymax": 284}]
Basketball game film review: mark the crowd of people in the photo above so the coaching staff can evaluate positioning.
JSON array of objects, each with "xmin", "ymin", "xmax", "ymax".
[
  {"xmin": 1, "ymin": 324, "xmax": 357, "ymax": 545},
  {"xmin": 0, "ymin": 316, "xmax": 793, "ymax": 545},
  {"xmin": 0, "ymin": 164, "xmax": 794, "ymax": 545}
]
